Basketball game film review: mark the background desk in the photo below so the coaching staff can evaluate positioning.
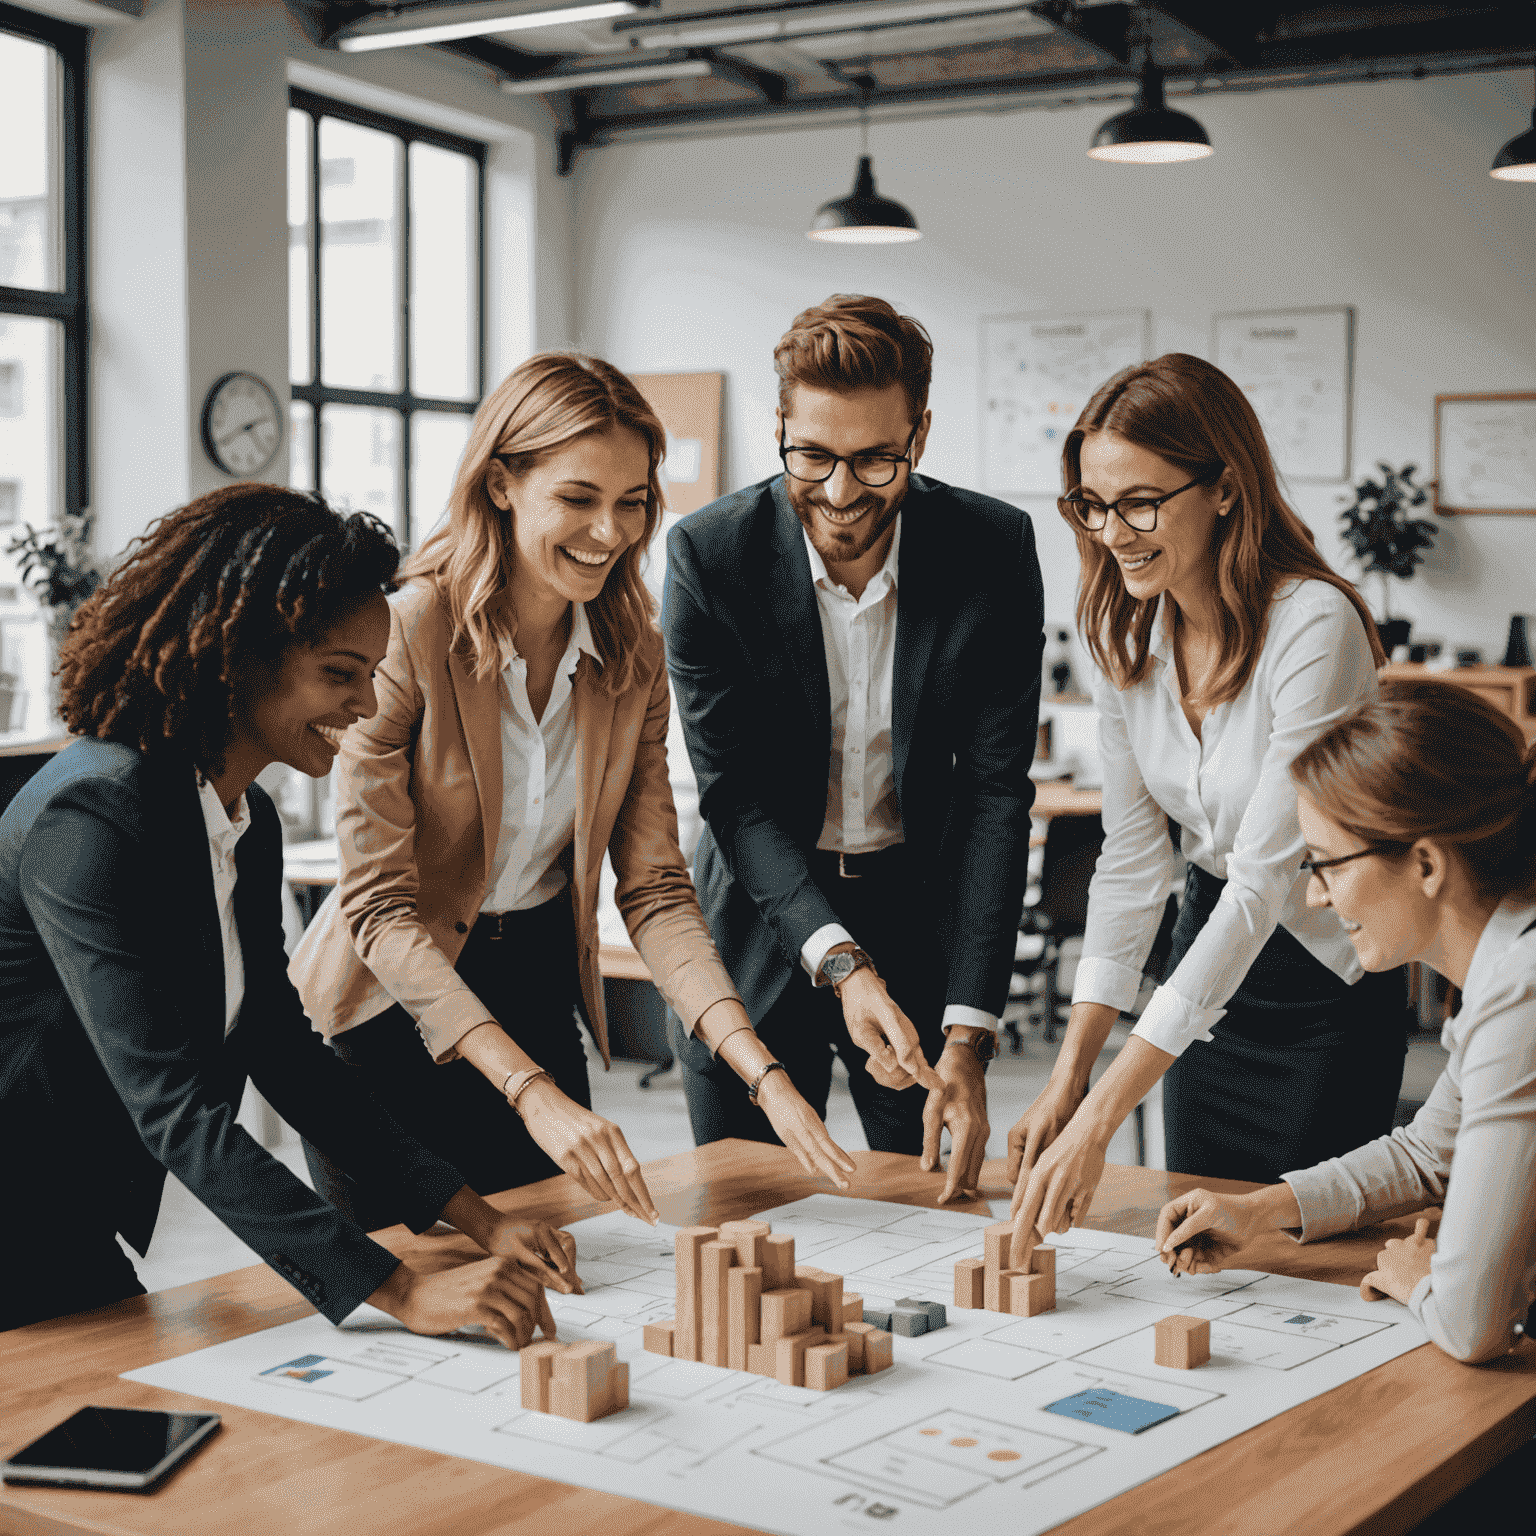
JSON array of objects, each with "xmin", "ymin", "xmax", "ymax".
[{"xmin": 4, "ymin": 1144, "xmax": 1532, "ymax": 1536}]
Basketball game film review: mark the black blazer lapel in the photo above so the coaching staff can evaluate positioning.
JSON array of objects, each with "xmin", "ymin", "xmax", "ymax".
[
  {"xmin": 767, "ymin": 483, "xmax": 832, "ymax": 742},
  {"xmin": 893, "ymin": 482, "xmax": 942, "ymax": 799}
]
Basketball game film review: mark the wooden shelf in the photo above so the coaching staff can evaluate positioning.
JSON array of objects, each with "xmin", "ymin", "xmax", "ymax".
[{"xmin": 1379, "ymin": 663, "xmax": 1536, "ymax": 739}]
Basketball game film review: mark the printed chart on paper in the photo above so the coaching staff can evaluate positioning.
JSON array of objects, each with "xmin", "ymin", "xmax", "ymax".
[{"xmin": 125, "ymin": 1196, "xmax": 1428, "ymax": 1536}]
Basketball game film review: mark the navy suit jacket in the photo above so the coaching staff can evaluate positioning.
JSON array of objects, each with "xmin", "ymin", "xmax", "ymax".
[
  {"xmin": 0, "ymin": 738, "xmax": 464, "ymax": 1323},
  {"xmin": 662, "ymin": 473, "xmax": 1045, "ymax": 1034}
]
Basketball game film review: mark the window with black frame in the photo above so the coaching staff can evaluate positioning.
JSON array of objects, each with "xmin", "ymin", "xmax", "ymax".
[
  {"xmin": 0, "ymin": 5, "xmax": 86, "ymax": 740},
  {"xmin": 287, "ymin": 88, "xmax": 485, "ymax": 550}
]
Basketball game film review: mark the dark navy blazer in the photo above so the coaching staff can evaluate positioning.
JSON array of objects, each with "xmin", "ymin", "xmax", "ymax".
[
  {"xmin": 0, "ymin": 738, "xmax": 464, "ymax": 1323},
  {"xmin": 662, "ymin": 472, "xmax": 1046, "ymax": 1035}
]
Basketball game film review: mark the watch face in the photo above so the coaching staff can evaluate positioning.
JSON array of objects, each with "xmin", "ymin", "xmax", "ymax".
[{"xmin": 202, "ymin": 372, "xmax": 283, "ymax": 477}]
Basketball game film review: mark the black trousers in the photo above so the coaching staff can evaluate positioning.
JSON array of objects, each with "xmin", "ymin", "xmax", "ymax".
[
  {"xmin": 304, "ymin": 891, "xmax": 591, "ymax": 1231},
  {"xmin": 1161, "ymin": 864, "xmax": 1410, "ymax": 1183},
  {"xmin": 677, "ymin": 848, "xmax": 947, "ymax": 1155},
  {"xmin": 1, "ymin": 1212, "xmax": 146, "ymax": 1332}
]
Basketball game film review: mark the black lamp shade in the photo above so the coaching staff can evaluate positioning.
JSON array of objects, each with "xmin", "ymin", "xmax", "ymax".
[
  {"xmin": 807, "ymin": 155, "xmax": 922, "ymax": 243},
  {"xmin": 1491, "ymin": 111, "xmax": 1536, "ymax": 181},
  {"xmin": 1089, "ymin": 67, "xmax": 1212, "ymax": 164}
]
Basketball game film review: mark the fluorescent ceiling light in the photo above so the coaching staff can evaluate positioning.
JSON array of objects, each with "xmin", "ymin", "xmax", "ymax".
[
  {"xmin": 337, "ymin": 0, "xmax": 639, "ymax": 53},
  {"xmin": 635, "ymin": 0, "xmax": 1031, "ymax": 50},
  {"xmin": 503, "ymin": 58, "xmax": 712, "ymax": 93}
]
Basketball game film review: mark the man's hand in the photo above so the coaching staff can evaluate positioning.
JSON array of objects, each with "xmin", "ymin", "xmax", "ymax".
[
  {"xmin": 920, "ymin": 1034, "xmax": 990, "ymax": 1204},
  {"xmin": 485, "ymin": 1216, "xmax": 583, "ymax": 1296},
  {"xmin": 838, "ymin": 969, "xmax": 943, "ymax": 1092},
  {"xmin": 367, "ymin": 1256, "xmax": 553, "ymax": 1351},
  {"xmin": 756, "ymin": 1070, "xmax": 859, "ymax": 1189},
  {"xmin": 1362, "ymin": 1216, "xmax": 1436, "ymax": 1304}
]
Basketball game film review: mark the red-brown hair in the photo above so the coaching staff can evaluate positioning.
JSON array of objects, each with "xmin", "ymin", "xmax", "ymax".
[
  {"xmin": 1064, "ymin": 353, "xmax": 1382, "ymax": 704},
  {"xmin": 774, "ymin": 294, "xmax": 932, "ymax": 424},
  {"xmin": 1291, "ymin": 678, "xmax": 1536, "ymax": 899}
]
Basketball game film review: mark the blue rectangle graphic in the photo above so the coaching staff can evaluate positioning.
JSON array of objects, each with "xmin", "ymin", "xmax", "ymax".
[{"xmin": 1043, "ymin": 1387, "xmax": 1179, "ymax": 1434}]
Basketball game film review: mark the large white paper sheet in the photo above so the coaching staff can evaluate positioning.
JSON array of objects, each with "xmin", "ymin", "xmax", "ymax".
[{"xmin": 124, "ymin": 1196, "xmax": 1428, "ymax": 1535}]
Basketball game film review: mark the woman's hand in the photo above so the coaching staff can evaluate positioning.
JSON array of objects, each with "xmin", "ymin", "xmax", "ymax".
[
  {"xmin": 1009, "ymin": 1114, "xmax": 1107, "ymax": 1264},
  {"xmin": 1155, "ymin": 1189, "xmax": 1269, "ymax": 1275},
  {"xmin": 1361, "ymin": 1216, "xmax": 1436, "ymax": 1304},
  {"xmin": 1006, "ymin": 1077, "xmax": 1087, "ymax": 1187},
  {"xmin": 755, "ymin": 1070, "xmax": 858, "ymax": 1189},
  {"xmin": 485, "ymin": 1216, "xmax": 584, "ymax": 1295},
  {"xmin": 368, "ymin": 1255, "xmax": 555, "ymax": 1351},
  {"xmin": 517, "ymin": 1079, "xmax": 661, "ymax": 1225}
]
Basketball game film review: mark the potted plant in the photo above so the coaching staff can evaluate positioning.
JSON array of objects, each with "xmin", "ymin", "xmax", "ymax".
[
  {"xmin": 5, "ymin": 509, "xmax": 103, "ymax": 716},
  {"xmin": 1337, "ymin": 463, "xmax": 1438, "ymax": 655}
]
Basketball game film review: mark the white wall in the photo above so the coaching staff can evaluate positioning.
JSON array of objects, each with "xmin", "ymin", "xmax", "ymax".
[{"xmin": 573, "ymin": 71, "xmax": 1536, "ymax": 659}]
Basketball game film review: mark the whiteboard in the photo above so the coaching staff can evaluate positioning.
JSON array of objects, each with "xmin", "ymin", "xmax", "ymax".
[
  {"xmin": 980, "ymin": 310, "xmax": 1150, "ymax": 496},
  {"xmin": 1212, "ymin": 307, "xmax": 1353, "ymax": 483},
  {"xmin": 1434, "ymin": 393, "xmax": 1536, "ymax": 514}
]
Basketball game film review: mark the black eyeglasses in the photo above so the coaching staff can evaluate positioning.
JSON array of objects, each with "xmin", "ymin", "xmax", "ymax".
[
  {"xmin": 1059, "ymin": 476, "xmax": 1209, "ymax": 534},
  {"xmin": 779, "ymin": 422, "xmax": 919, "ymax": 489},
  {"xmin": 1301, "ymin": 845, "xmax": 1402, "ymax": 884}
]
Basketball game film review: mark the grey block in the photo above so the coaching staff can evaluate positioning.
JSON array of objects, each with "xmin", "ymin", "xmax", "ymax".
[
  {"xmin": 894, "ymin": 1297, "xmax": 948, "ymax": 1330},
  {"xmin": 862, "ymin": 1309, "xmax": 893, "ymax": 1331},
  {"xmin": 889, "ymin": 1308, "xmax": 929, "ymax": 1338}
]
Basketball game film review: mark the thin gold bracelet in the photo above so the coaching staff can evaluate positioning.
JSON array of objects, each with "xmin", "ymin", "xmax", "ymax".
[{"xmin": 503, "ymin": 1067, "xmax": 551, "ymax": 1119}]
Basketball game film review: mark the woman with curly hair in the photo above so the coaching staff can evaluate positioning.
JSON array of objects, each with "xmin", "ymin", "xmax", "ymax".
[
  {"xmin": 292, "ymin": 353, "xmax": 854, "ymax": 1231},
  {"xmin": 0, "ymin": 484, "xmax": 577, "ymax": 1337}
]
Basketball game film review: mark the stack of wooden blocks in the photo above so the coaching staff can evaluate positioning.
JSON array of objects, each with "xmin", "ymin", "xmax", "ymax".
[
  {"xmin": 519, "ymin": 1339, "xmax": 630, "ymax": 1423},
  {"xmin": 643, "ymin": 1219, "xmax": 893, "ymax": 1390},
  {"xmin": 953, "ymin": 1222, "xmax": 1056, "ymax": 1317}
]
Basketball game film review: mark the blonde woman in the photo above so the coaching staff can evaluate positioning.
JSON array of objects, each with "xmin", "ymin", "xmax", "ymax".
[{"xmin": 293, "ymin": 354, "xmax": 854, "ymax": 1230}]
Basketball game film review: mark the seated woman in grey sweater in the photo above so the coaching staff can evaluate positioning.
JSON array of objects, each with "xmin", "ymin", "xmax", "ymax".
[{"xmin": 1154, "ymin": 677, "xmax": 1536, "ymax": 1364}]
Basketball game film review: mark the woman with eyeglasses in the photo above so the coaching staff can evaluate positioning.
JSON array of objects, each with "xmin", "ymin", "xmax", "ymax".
[
  {"xmin": 1007, "ymin": 352, "xmax": 1407, "ymax": 1254},
  {"xmin": 1156, "ymin": 679, "xmax": 1536, "ymax": 1365},
  {"xmin": 292, "ymin": 353, "xmax": 855, "ymax": 1233}
]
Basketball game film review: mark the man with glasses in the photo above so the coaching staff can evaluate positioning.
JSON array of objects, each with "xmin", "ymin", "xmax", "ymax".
[{"xmin": 662, "ymin": 294, "xmax": 1044, "ymax": 1201}]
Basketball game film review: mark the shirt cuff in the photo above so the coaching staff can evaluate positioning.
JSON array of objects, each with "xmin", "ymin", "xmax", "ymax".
[
  {"xmin": 1128, "ymin": 983, "xmax": 1225, "ymax": 1058},
  {"xmin": 1279, "ymin": 1165, "xmax": 1363, "ymax": 1243},
  {"xmin": 801, "ymin": 923, "xmax": 855, "ymax": 983},
  {"xmin": 1071, "ymin": 956, "xmax": 1144, "ymax": 1016},
  {"xmin": 416, "ymin": 989, "xmax": 498, "ymax": 1064},
  {"xmin": 942, "ymin": 1005, "xmax": 998, "ymax": 1035},
  {"xmin": 1407, "ymin": 1273, "xmax": 1433, "ymax": 1322}
]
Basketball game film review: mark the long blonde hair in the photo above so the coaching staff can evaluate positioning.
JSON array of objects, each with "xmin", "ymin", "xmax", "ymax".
[
  {"xmin": 1064, "ymin": 353, "xmax": 1382, "ymax": 705},
  {"xmin": 404, "ymin": 352, "xmax": 664, "ymax": 694}
]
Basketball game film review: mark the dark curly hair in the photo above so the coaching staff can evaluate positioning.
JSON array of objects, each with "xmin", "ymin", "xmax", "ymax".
[{"xmin": 58, "ymin": 484, "xmax": 399, "ymax": 774}]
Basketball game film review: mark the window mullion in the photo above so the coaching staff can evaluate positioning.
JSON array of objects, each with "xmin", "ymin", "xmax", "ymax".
[
  {"xmin": 309, "ymin": 108, "xmax": 323, "ymax": 495},
  {"xmin": 400, "ymin": 131, "xmax": 412, "ymax": 547}
]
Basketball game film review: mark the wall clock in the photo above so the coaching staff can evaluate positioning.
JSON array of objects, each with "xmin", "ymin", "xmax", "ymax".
[{"xmin": 200, "ymin": 371, "xmax": 284, "ymax": 477}]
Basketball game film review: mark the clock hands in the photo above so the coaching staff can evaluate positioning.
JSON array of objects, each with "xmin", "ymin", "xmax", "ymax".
[{"xmin": 215, "ymin": 417, "xmax": 272, "ymax": 447}]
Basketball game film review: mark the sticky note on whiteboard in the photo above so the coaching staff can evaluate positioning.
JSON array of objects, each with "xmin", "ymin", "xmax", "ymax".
[
  {"xmin": 664, "ymin": 435, "xmax": 702, "ymax": 484},
  {"xmin": 1043, "ymin": 1387, "xmax": 1179, "ymax": 1434}
]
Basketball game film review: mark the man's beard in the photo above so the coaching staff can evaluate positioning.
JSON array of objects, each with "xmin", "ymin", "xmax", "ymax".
[{"xmin": 787, "ymin": 479, "xmax": 906, "ymax": 567}]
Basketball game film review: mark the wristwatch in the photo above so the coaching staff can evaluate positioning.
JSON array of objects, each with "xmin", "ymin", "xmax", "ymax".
[
  {"xmin": 816, "ymin": 947, "xmax": 875, "ymax": 993},
  {"xmin": 946, "ymin": 1027, "xmax": 997, "ymax": 1070}
]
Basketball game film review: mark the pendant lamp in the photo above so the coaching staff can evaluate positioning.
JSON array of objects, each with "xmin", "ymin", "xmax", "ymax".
[
  {"xmin": 807, "ymin": 74, "xmax": 921, "ymax": 244},
  {"xmin": 1491, "ymin": 65, "xmax": 1536, "ymax": 181},
  {"xmin": 1089, "ymin": 47, "xmax": 1212, "ymax": 164}
]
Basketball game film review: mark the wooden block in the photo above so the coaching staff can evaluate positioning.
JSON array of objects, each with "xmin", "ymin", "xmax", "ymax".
[
  {"xmin": 728, "ymin": 1265, "xmax": 763, "ymax": 1371},
  {"xmin": 718, "ymin": 1219, "xmax": 772, "ymax": 1271},
  {"xmin": 843, "ymin": 1321, "xmax": 876, "ymax": 1373},
  {"xmin": 519, "ymin": 1340, "xmax": 564, "ymax": 1413},
  {"xmin": 642, "ymin": 1321, "xmax": 675, "ymax": 1357},
  {"xmin": 551, "ymin": 1340, "xmax": 616, "ymax": 1422},
  {"xmin": 955, "ymin": 1257, "xmax": 985, "ymax": 1309},
  {"xmin": 804, "ymin": 1341, "xmax": 849, "ymax": 1392},
  {"xmin": 760, "ymin": 1286, "xmax": 813, "ymax": 1342},
  {"xmin": 700, "ymin": 1240, "xmax": 736, "ymax": 1367},
  {"xmin": 983, "ymin": 1222, "xmax": 1012, "ymax": 1310},
  {"xmin": 795, "ymin": 1266, "xmax": 843, "ymax": 1329},
  {"xmin": 762, "ymin": 1233, "xmax": 796, "ymax": 1290},
  {"xmin": 842, "ymin": 1294, "xmax": 863, "ymax": 1326},
  {"xmin": 1029, "ymin": 1246, "xmax": 1056, "ymax": 1287},
  {"xmin": 675, "ymin": 1226, "xmax": 719, "ymax": 1363},
  {"xmin": 746, "ymin": 1342, "xmax": 777, "ymax": 1376},
  {"xmin": 861, "ymin": 1327, "xmax": 893, "ymax": 1374},
  {"xmin": 1155, "ymin": 1315, "xmax": 1211, "ymax": 1369},
  {"xmin": 1001, "ymin": 1270, "xmax": 1053, "ymax": 1318},
  {"xmin": 607, "ymin": 1361, "xmax": 629, "ymax": 1412},
  {"xmin": 773, "ymin": 1325, "xmax": 827, "ymax": 1387}
]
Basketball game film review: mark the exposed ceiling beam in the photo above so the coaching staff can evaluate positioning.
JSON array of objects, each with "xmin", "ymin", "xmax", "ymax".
[
  {"xmin": 1025, "ymin": 0, "xmax": 1133, "ymax": 69},
  {"xmin": 700, "ymin": 46, "xmax": 791, "ymax": 101}
]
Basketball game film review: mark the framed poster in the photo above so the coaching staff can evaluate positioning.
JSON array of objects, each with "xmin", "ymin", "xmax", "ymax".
[
  {"xmin": 1434, "ymin": 393, "xmax": 1536, "ymax": 515},
  {"xmin": 1212, "ymin": 307, "xmax": 1354, "ymax": 483},
  {"xmin": 630, "ymin": 371, "xmax": 723, "ymax": 518},
  {"xmin": 980, "ymin": 310, "xmax": 1150, "ymax": 496}
]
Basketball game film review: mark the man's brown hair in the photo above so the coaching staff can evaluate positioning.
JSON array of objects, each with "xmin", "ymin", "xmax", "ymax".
[{"xmin": 774, "ymin": 294, "xmax": 933, "ymax": 424}]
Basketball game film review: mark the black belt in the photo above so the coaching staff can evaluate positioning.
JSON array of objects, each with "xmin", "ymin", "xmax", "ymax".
[
  {"xmin": 475, "ymin": 891, "xmax": 568, "ymax": 941},
  {"xmin": 810, "ymin": 844, "xmax": 908, "ymax": 881}
]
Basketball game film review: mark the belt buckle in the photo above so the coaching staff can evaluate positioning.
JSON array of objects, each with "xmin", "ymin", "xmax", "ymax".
[
  {"xmin": 838, "ymin": 851, "xmax": 860, "ymax": 880},
  {"xmin": 487, "ymin": 912, "xmax": 505, "ymax": 941}
]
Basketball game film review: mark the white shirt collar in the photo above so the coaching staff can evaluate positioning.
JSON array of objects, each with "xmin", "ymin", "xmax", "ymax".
[
  {"xmin": 196, "ymin": 772, "xmax": 249, "ymax": 855},
  {"xmin": 802, "ymin": 513, "xmax": 903, "ymax": 597},
  {"xmin": 1462, "ymin": 892, "xmax": 1536, "ymax": 1007},
  {"xmin": 498, "ymin": 602, "xmax": 599, "ymax": 675}
]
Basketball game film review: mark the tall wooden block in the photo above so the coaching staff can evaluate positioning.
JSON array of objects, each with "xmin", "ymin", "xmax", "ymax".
[
  {"xmin": 728, "ymin": 1265, "xmax": 763, "ymax": 1371},
  {"xmin": 1155, "ymin": 1315, "xmax": 1211, "ymax": 1369},
  {"xmin": 642, "ymin": 1320, "xmax": 675, "ymax": 1357},
  {"xmin": 983, "ymin": 1222, "xmax": 1012, "ymax": 1311},
  {"xmin": 861, "ymin": 1328, "xmax": 893, "ymax": 1374},
  {"xmin": 519, "ymin": 1340, "xmax": 564, "ymax": 1413},
  {"xmin": 773, "ymin": 1325, "xmax": 827, "ymax": 1387},
  {"xmin": 760, "ymin": 1286, "xmax": 813, "ymax": 1342},
  {"xmin": 1029, "ymin": 1246, "xmax": 1056, "ymax": 1287},
  {"xmin": 955, "ymin": 1257, "xmax": 986, "ymax": 1309},
  {"xmin": 842, "ymin": 1293, "xmax": 864, "ymax": 1327},
  {"xmin": 607, "ymin": 1361, "xmax": 629, "ymax": 1411},
  {"xmin": 675, "ymin": 1226, "xmax": 719, "ymax": 1363},
  {"xmin": 700, "ymin": 1240, "xmax": 736, "ymax": 1367},
  {"xmin": 718, "ymin": 1219, "xmax": 772, "ymax": 1271},
  {"xmin": 804, "ymin": 1341, "xmax": 849, "ymax": 1392},
  {"xmin": 762, "ymin": 1233, "xmax": 796, "ymax": 1289},
  {"xmin": 843, "ymin": 1321, "xmax": 876, "ymax": 1373},
  {"xmin": 746, "ymin": 1342, "xmax": 777, "ymax": 1376},
  {"xmin": 795, "ymin": 1266, "xmax": 843, "ymax": 1329},
  {"xmin": 1001, "ymin": 1270, "xmax": 1053, "ymax": 1318}
]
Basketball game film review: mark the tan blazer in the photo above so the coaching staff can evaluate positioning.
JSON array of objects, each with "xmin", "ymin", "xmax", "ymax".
[{"xmin": 290, "ymin": 579, "xmax": 740, "ymax": 1067}]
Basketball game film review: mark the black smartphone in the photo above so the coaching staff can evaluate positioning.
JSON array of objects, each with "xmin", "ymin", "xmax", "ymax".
[{"xmin": 2, "ymin": 1406, "xmax": 221, "ymax": 1491}]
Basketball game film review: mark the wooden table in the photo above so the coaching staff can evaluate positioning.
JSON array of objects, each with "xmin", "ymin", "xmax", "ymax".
[
  {"xmin": 1031, "ymin": 778, "xmax": 1103, "ymax": 820},
  {"xmin": 5, "ymin": 1145, "xmax": 1533, "ymax": 1536}
]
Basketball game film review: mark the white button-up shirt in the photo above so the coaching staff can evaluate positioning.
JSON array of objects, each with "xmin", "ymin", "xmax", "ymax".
[
  {"xmin": 1284, "ymin": 896, "xmax": 1536, "ymax": 1363},
  {"xmin": 797, "ymin": 517, "xmax": 996, "ymax": 1036},
  {"xmin": 1073, "ymin": 578, "xmax": 1378, "ymax": 1057},
  {"xmin": 482, "ymin": 603, "xmax": 595, "ymax": 914},
  {"xmin": 196, "ymin": 773, "xmax": 250, "ymax": 1036}
]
